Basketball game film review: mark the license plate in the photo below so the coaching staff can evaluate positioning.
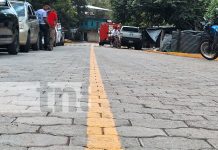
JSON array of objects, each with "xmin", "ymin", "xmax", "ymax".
[{"xmin": 129, "ymin": 40, "xmax": 133, "ymax": 43}]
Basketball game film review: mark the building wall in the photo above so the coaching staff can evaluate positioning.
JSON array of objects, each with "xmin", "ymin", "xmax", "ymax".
[
  {"xmin": 80, "ymin": 18, "xmax": 107, "ymax": 42},
  {"xmin": 80, "ymin": 18, "xmax": 107, "ymax": 31},
  {"xmin": 87, "ymin": 31, "xmax": 99, "ymax": 42}
]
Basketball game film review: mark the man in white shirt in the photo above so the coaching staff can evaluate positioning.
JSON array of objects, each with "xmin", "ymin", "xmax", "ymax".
[
  {"xmin": 111, "ymin": 28, "xmax": 120, "ymax": 37},
  {"xmin": 111, "ymin": 27, "xmax": 120, "ymax": 47},
  {"xmin": 36, "ymin": 4, "xmax": 50, "ymax": 50}
]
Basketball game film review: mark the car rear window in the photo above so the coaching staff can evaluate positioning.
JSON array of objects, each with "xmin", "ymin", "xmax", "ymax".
[
  {"xmin": 11, "ymin": 2, "xmax": 25, "ymax": 17},
  {"xmin": 122, "ymin": 27, "xmax": 139, "ymax": 32}
]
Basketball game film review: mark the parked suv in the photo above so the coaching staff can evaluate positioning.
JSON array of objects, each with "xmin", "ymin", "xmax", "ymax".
[
  {"xmin": 0, "ymin": 0, "xmax": 19, "ymax": 55},
  {"xmin": 11, "ymin": 1, "xmax": 40, "ymax": 52},
  {"xmin": 120, "ymin": 26, "xmax": 142, "ymax": 50}
]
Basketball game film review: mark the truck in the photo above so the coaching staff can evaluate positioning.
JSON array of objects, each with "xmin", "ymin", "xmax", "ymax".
[
  {"xmin": 120, "ymin": 26, "xmax": 143, "ymax": 50},
  {"xmin": 99, "ymin": 22, "xmax": 121, "ymax": 46}
]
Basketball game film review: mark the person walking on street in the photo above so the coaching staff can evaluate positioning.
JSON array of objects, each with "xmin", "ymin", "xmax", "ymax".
[
  {"xmin": 36, "ymin": 4, "xmax": 50, "ymax": 50},
  {"xmin": 47, "ymin": 7, "xmax": 58, "ymax": 51}
]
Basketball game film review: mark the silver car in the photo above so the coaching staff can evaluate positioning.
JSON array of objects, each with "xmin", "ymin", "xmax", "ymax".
[{"xmin": 11, "ymin": 1, "xmax": 39, "ymax": 52}]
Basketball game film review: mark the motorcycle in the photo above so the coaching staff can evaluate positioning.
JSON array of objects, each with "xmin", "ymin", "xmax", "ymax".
[
  {"xmin": 111, "ymin": 35, "xmax": 121, "ymax": 48},
  {"xmin": 200, "ymin": 22, "xmax": 218, "ymax": 60}
]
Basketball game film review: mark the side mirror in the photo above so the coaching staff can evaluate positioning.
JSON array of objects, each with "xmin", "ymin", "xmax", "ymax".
[{"xmin": 29, "ymin": 15, "xmax": 37, "ymax": 20}]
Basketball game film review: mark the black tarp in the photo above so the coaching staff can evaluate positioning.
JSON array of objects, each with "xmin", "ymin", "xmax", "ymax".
[
  {"xmin": 141, "ymin": 27, "xmax": 176, "ymax": 48},
  {"xmin": 171, "ymin": 30, "xmax": 203, "ymax": 53}
]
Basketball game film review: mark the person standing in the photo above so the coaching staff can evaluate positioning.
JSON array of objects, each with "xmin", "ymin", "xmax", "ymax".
[
  {"xmin": 36, "ymin": 4, "xmax": 50, "ymax": 50},
  {"xmin": 47, "ymin": 7, "xmax": 58, "ymax": 51}
]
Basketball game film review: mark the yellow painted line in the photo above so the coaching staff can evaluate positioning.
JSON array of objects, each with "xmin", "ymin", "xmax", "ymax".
[
  {"xmin": 145, "ymin": 50, "xmax": 218, "ymax": 61},
  {"xmin": 86, "ymin": 45, "xmax": 122, "ymax": 150}
]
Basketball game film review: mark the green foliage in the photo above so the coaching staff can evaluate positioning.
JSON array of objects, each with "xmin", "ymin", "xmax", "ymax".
[
  {"xmin": 22, "ymin": 0, "xmax": 87, "ymax": 29},
  {"xmin": 205, "ymin": 0, "xmax": 218, "ymax": 20},
  {"xmin": 111, "ymin": 0, "xmax": 208, "ymax": 29},
  {"xmin": 87, "ymin": 0, "xmax": 111, "ymax": 9}
]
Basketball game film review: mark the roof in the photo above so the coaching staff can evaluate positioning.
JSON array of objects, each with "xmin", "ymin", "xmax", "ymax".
[{"xmin": 86, "ymin": 5, "xmax": 112, "ymax": 12}]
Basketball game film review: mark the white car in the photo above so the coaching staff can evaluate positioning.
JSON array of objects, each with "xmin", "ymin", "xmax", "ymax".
[
  {"xmin": 55, "ymin": 23, "xmax": 64, "ymax": 46},
  {"xmin": 11, "ymin": 1, "xmax": 40, "ymax": 52}
]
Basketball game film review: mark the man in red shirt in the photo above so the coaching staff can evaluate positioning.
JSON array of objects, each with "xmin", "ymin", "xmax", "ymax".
[{"xmin": 47, "ymin": 7, "xmax": 58, "ymax": 51}]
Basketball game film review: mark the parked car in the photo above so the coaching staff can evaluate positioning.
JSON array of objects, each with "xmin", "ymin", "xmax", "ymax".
[
  {"xmin": 11, "ymin": 1, "xmax": 40, "ymax": 52},
  {"xmin": 0, "ymin": 0, "xmax": 19, "ymax": 55},
  {"xmin": 120, "ymin": 26, "xmax": 143, "ymax": 50},
  {"xmin": 55, "ymin": 23, "xmax": 64, "ymax": 46}
]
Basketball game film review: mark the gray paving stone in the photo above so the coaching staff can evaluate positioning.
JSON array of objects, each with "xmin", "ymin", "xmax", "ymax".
[
  {"xmin": 125, "ymin": 107, "xmax": 172, "ymax": 114},
  {"xmin": 0, "ymin": 133, "xmax": 68, "ymax": 147},
  {"xmin": 166, "ymin": 128, "xmax": 218, "ymax": 139},
  {"xmin": 70, "ymin": 137, "xmax": 87, "ymax": 147},
  {"xmin": 208, "ymin": 139, "xmax": 218, "ymax": 149},
  {"xmin": 49, "ymin": 112, "xmax": 87, "ymax": 119},
  {"xmin": 172, "ymin": 109, "xmax": 217, "ymax": 116},
  {"xmin": 152, "ymin": 113, "xmax": 205, "ymax": 121},
  {"xmin": 204, "ymin": 115, "xmax": 218, "ymax": 121},
  {"xmin": 41, "ymin": 125, "xmax": 86, "ymax": 136},
  {"xmin": 117, "ymin": 126, "xmax": 166, "ymax": 137},
  {"xmin": 15, "ymin": 117, "xmax": 72, "ymax": 125},
  {"xmin": 75, "ymin": 117, "xmax": 130, "ymax": 127},
  {"xmin": 29, "ymin": 146, "xmax": 84, "ymax": 150},
  {"xmin": 140, "ymin": 137, "xmax": 211, "ymax": 149},
  {"xmin": 125, "ymin": 147, "xmax": 163, "ymax": 150},
  {"xmin": 130, "ymin": 118, "xmax": 187, "ymax": 129},
  {"xmin": 0, "ymin": 123, "xmax": 38, "ymax": 134},
  {"xmin": 0, "ymin": 41, "xmax": 218, "ymax": 148},
  {"xmin": 120, "ymin": 137, "xmax": 141, "ymax": 148},
  {"xmin": 0, "ymin": 145, "xmax": 27, "ymax": 150},
  {"xmin": 0, "ymin": 113, "xmax": 47, "ymax": 117},
  {"xmin": 0, "ymin": 117, "xmax": 15, "ymax": 123},
  {"xmin": 186, "ymin": 120, "xmax": 218, "ymax": 130},
  {"xmin": 114, "ymin": 112, "xmax": 153, "ymax": 120}
]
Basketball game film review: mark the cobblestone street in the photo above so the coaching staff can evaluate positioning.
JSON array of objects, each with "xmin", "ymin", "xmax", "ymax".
[{"xmin": 0, "ymin": 43, "xmax": 217, "ymax": 149}]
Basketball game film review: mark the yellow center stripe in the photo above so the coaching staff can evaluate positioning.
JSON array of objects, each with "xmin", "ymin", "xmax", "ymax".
[{"xmin": 86, "ymin": 45, "xmax": 122, "ymax": 150}]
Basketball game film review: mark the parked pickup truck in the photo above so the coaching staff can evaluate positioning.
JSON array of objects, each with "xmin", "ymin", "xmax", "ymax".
[{"xmin": 120, "ymin": 26, "xmax": 142, "ymax": 50}]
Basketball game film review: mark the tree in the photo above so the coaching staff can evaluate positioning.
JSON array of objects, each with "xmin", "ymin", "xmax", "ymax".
[
  {"xmin": 205, "ymin": 0, "xmax": 218, "ymax": 20},
  {"xmin": 87, "ymin": 0, "xmax": 111, "ymax": 9},
  {"xmin": 23, "ymin": 0, "xmax": 87, "ymax": 29},
  {"xmin": 111, "ymin": 0, "xmax": 208, "ymax": 29}
]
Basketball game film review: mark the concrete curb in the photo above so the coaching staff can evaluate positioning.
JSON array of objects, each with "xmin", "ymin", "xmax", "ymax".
[{"xmin": 144, "ymin": 50, "xmax": 218, "ymax": 61}]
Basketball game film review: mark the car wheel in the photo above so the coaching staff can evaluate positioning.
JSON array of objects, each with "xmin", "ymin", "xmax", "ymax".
[
  {"xmin": 8, "ymin": 29, "xmax": 19, "ymax": 55},
  {"xmin": 135, "ymin": 43, "xmax": 142, "ymax": 50},
  {"xmin": 20, "ymin": 32, "xmax": 31, "ymax": 52},
  {"xmin": 32, "ymin": 35, "xmax": 40, "ymax": 51}
]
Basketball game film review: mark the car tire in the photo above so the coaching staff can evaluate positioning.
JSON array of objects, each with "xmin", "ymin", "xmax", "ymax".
[
  {"xmin": 8, "ymin": 29, "xmax": 19, "ymax": 55},
  {"xmin": 135, "ymin": 43, "xmax": 142, "ymax": 50},
  {"xmin": 21, "ymin": 32, "xmax": 31, "ymax": 52},
  {"xmin": 32, "ymin": 35, "xmax": 40, "ymax": 51}
]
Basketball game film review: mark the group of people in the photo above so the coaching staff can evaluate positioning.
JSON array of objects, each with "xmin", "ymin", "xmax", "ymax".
[{"xmin": 36, "ymin": 3, "xmax": 58, "ymax": 51}]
